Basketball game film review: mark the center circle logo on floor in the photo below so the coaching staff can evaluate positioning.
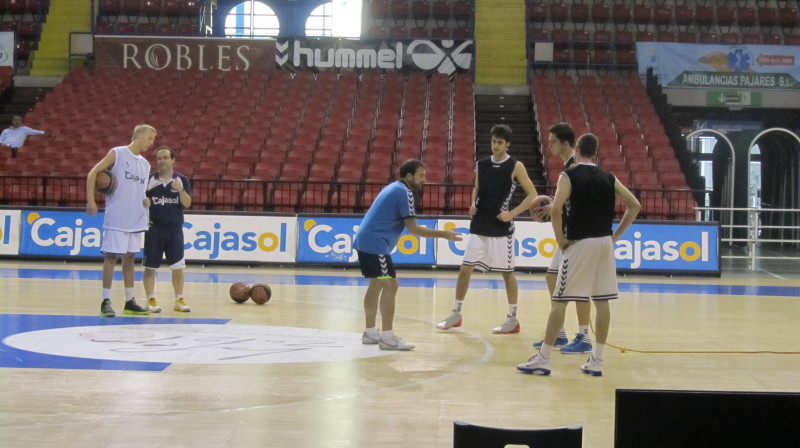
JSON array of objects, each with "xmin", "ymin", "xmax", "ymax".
[{"xmin": 3, "ymin": 324, "xmax": 393, "ymax": 364}]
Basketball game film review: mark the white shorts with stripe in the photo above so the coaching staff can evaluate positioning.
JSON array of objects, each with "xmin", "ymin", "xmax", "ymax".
[
  {"xmin": 462, "ymin": 233, "xmax": 515, "ymax": 272},
  {"xmin": 552, "ymin": 236, "xmax": 618, "ymax": 302},
  {"xmin": 547, "ymin": 247, "xmax": 563, "ymax": 275},
  {"xmin": 101, "ymin": 229, "xmax": 143, "ymax": 255}
]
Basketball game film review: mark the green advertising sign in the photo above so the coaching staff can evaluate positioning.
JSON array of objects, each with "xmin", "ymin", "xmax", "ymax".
[{"xmin": 706, "ymin": 91, "xmax": 763, "ymax": 106}]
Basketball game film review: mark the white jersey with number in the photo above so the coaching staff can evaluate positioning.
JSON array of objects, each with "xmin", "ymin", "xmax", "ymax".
[{"xmin": 103, "ymin": 146, "xmax": 150, "ymax": 232}]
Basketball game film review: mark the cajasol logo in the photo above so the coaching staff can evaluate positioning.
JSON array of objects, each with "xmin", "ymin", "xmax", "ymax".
[
  {"xmin": 437, "ymin": 220, "xmax": 557, "ymax": 268},
  {"xmin": 613, "ymin": 223, "xmax": 718, "ymax": 271},
  {"xmin": 181, "ymin": 215, "xmax": 296, "ymax": 262},
  {"xmin": 21, "ymin": 211, "xmax": 107, "ymax": 257},
  {"xmin": 297, "ymin": 217, "xmax": 436, "ymax": 264}
]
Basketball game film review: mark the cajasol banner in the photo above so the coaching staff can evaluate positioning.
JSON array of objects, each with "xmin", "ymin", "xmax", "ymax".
[
  {"xmin": 436, "ymin": 219, "xmax": 719, "ymax": 274},
  {"xmin": 296, "ymin": 216, "xmax": 437, "ymax": 265},
  {"xmin": 275, "ymin": 38, "xmax": 474, "ymax": 76},
  {"xmin": 20, "ymin": 210, "xmax": 122, "ymax": 257},
  {"xmin": 182, "ymin": 214, "xmax": 296, "ymax": 263},
  {"xmin": 637, "ymin": 42, "xmax": 800, "ymax": 89},
  {"xmin": 18, "ymin": 211, "xmax": 296, "ymax": 262},
  {"xmin": 0, "ymin": 210, "xmax": 22, "ymax": 255},
  {"xmin": 435, "ymin": 219, "xmax": 563, "ymax": 269}
]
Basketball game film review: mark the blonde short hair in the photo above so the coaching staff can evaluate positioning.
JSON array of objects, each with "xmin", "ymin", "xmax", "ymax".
[{"xmin": 132, "ymin": 124, "xmax": 157, "ymax": 140}]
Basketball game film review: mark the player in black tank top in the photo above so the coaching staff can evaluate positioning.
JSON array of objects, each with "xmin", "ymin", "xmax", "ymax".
[{"xmin": 437, "ymin": 125, "xmax": 540, "ymax": 334}]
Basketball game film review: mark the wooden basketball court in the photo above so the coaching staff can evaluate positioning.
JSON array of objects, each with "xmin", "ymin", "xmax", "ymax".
[{"xmin": 1, "ymin": 259, "xmax": 798, "ymax": 447}]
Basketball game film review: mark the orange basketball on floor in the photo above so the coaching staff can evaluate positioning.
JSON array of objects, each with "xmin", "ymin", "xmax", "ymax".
[
  {"xmin": 229, "ymin": 282, "xmax": 251, "ymax": 303},
  {"xmin": 95, "ymin": 170, "xmax": 117, "ymax": 195},
  {"xmin": 529, "ymin": 195, "xmax": 554, "ymax": 223},
  {"xmin": 250, "ymin": 283, "xmax": 272, "ymax": 305}
]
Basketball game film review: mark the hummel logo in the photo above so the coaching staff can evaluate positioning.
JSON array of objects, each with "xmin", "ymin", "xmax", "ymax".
[{"xmin": 275, "ymin": 40, "xmax": 289, "ymax": 65}]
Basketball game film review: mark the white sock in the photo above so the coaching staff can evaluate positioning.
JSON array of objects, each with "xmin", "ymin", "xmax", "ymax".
[
  {"xmin": 454, "ymin": 300, "xmax": 464, "ymax": 312},
  {"xmin": 102, "ymin": 288, "xmax": 111, "ymax": 300},
  {"xmin": 509, "ymin": 304, "xmax": 518, "ymax": 318},
  {"xmin": 579, "ymin": 325, "xmax": 591, "ymax": 343},
  {"xmin": 594, "ymin": 343, "xmax": 605, "ymax": 360},
  {"xmin": 365, "ymin": 327, "xmax": 379, "ymax": 336},
  {"xmin": 125, "ymin": 288, "xmax": 134, "ymax": 301},
  {"xmin": 558, "ymin": 326, "xmax": 567, "ymax": 338},
  {"xmin": 175, "ymin": 295, "xmax": 183, "ymax": 301},
  {"xmin": 148, "ymin": 294, "xmax": 156, "ymax": 299},
  {"xmin": 540, "ymin": 343, "xmax": 553, "ymax": 358},
  {"xmin": 381, "ymin": 330, "xmax": 394, "ymax": 340}
]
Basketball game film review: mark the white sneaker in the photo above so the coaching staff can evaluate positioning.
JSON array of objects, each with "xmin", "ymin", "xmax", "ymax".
[
  {"xmin": 493, "ymin": 315, "xmax": 520, "ymax": 334},
  {"xmin": 378, "ymin": 335, "xmax": 415, "ymax": 351},
  {"xmin": 173, "ymin": 298, "xmax": 191, "ymax": 312},
  {"xmin": 516, "ymin": 353, "xmax": 551, "ymax": 375},
  {"xmin": 436, "ymin": 310, "xmax": 462, "ymax": 330},
  {"xmin": 361, "ymin": 332, "xmax": 381, "ymax": 345},
  {"xmin": 580, "ymin": 354, "xmax": 603, "ymax": 376},
  {"xmin": 147, "ymin": 298, "xmax": 162, "ymax": 313}
]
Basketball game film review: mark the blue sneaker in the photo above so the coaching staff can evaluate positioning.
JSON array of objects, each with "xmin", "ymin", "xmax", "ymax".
[
  {"xmin": 560, "ymin": 333, "xmax": 592, "ymax": 354},
  {"xmin": 532, "ymin": 335, "xmax": 569, "ymax": 349}
]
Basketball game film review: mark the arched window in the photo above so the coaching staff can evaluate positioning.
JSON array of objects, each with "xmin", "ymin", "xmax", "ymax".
[
  {"xmin": 225, "ymin": 1, "xmax": 280, "ymax": 37},
  {"xmin": 306, "ymin": 0, "xmax": 362, "ymax": 38},
  {"xmin": 306, "ymin": 3, "xmax": 333, "ymax": 37}
]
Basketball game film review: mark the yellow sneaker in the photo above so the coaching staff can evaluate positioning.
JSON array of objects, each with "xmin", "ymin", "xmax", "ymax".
[
  {"xmin": 147, "ymin": 298, "xmax": 162, "ymax": 313},
  {"xmin": 174, "ymin": 298, "xmax": 191, "ymax": 312}
]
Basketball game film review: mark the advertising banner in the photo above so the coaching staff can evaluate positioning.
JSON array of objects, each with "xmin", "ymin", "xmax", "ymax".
[
  {"xmin": 436, "ymin": 219, "xmax": 558, "ymax": 268},
  {"xmin": 296, "ymin": 216, "xmax": 437, "ymax": 264},
  {"xmin": 93, "ymin": 36, "xmax": 276, "ymax": 72},
  {"xmin": 275, "ymin": 38, "xmax": 474, "ymax": 76},
  {"xmin": 183, "ymin": 214, "xmax": 296, "ymax": 262},
  {"xmin": 436, "ymin": 219, "xmax": 719, "ymax": 274},
  {"xmin": 0, "ymin": 31, "xmax": 13, "ymax": 68},
  {"xmin": 20, "ymin": 210, "xmax": 117, "ymax": 257},
  {"xmin": 0, "ymin": 210, "xmax": 21, "ymax": 255},
  {"xmin": 637, "ymin": 42, "xmax": 800, "ymax": 89}
]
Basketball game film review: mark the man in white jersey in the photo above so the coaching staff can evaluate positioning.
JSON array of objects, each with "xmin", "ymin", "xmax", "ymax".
[
  {"xmin": 0, "ymin": 115, "xmax": 45, "ymax": 158},
  {"xmin": 87, "ymin": 124, "xmax": 156, "ymax": 317}
]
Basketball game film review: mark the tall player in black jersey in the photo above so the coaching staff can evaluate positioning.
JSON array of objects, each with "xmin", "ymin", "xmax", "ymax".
[
  {"xmin": 437, "ymin": 124, "xmax": 539, "ymax": 334},
  {"xmin": 518, "ymin": 133, "xmax": 640, "ymax": 377},
  {"xmin": 532, "ymin": 123, "xmax": 594, "ymax": 355},
  {"xmin": 142, "ymin": 147, "xmax": 193, "ymax": 313}
]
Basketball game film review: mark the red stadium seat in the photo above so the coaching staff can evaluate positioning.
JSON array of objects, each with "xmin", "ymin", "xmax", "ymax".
[
  {"xmin": 549, "ymin": 3, "xmax": 568, "ymax": 28},
  {"xmin": 390, "ymin": 0, "xmax": 409, "ymax": 27},
  {"xmin": 674, "ymin": 4, "xmax": 693, "ymax": 31},
  {"xmin": 590, "ymin": 3, "xmax": 609, "ymax": 30},
  {"xmin": 612, "ymin": 4, "xmax": 630, "ymax": 30},
  {"xmin": 411, "ymin": 0, "xmax": 430, "ymax": 27},
  {"xmin": 571, "ymin": 3, "xmax": 589, "ymax": 30},
  {"xmin": 716, "ymin": 6, "xmax": 736, "ymax": 33},
  {"xmin": 632, "ymin": 5, "xmax": 651, "ymax": 32}
]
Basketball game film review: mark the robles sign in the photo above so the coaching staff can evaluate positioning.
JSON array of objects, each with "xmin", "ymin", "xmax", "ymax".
[
  {"xmin": 93, "ymin": 36, "xmax": 276, "ymax": 72},
  {"xmin": 92, "ymin": 36, "xmax": 474, "ymax": 76}
]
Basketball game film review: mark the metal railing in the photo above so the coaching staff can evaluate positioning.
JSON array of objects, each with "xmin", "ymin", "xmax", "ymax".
[{"xmin": 697, "ymin": 206, "xmax": 800, "ymax": 270}]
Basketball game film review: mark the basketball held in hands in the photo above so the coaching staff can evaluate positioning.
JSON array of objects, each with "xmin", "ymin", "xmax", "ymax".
[
  {"xmin": 95, "ymin": 170, "xmax": 117, "ymax": 195},
  {"xmin": 529, "ymin": 195, "xmax": 554, "ymax": 223}
]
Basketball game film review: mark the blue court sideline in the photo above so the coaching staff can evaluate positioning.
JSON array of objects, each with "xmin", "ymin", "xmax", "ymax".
[{"xmin": 2, "ymin": 267, "xmax": 798, "ymax": 297}]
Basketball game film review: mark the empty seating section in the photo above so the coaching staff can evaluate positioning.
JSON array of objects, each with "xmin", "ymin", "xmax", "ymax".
[
  {"xmin": 366, "ymin": 0, "xmax": 474, "ymax": 39},
  {"xmin": 1, "ymin": 0, "xmax": 48, "ymax": 66},
  {"xmin": 532, "ymin": 72, "xmax": 694, "ymax": 220},
  {"xmin": 96, "ymin": 0, "xmax": 203, "ymax": 35},
  {"xmin": 2, "ymin": 67, "xmax": 475, "ymax": 215},
  {"xmin": 528, "ymin": 1, "xmax": 800, "ymax": 68}
]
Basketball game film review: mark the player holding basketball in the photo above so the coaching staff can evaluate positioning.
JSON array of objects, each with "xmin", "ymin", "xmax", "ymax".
[
  {"xmin": 517, "ymin": 133, "xmax": 640, "ymax": 376},
  {"xmin": 142, "ymin": 147, "xmax": 192, "ymax": 313},
  {"xmin": 437, "ymin": 124, "xmax": 538, "ymax": 334},
  {"xmin": 87, "ymin": 124, "xmax": 156, "ymax": 317},
  {"xmin": 531, "ymin": 122, "xmax": 594, "ymax": 354},
  {"xmin": 354, "ymin": 159, "xmax": 462, "ymax": 351}
]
